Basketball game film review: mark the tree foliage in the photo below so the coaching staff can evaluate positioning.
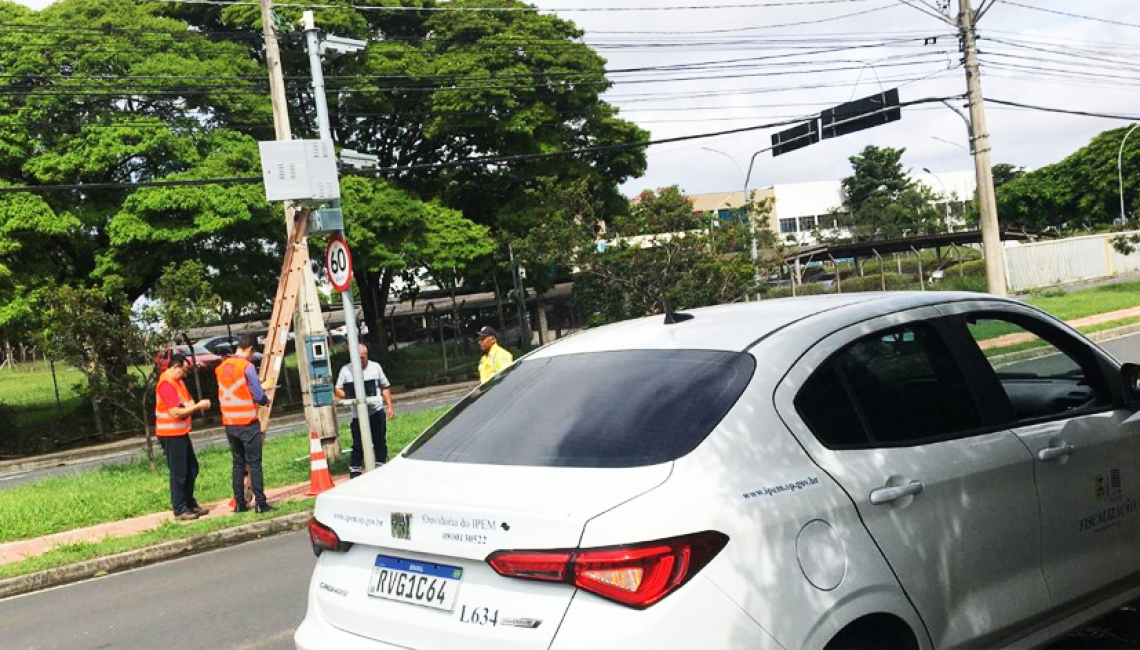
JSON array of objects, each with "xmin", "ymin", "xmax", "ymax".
[
  {"xmin": 0, "ymin": 0, "xmax": 283, "ymax": 347},
  {"xmin": 513, "ymin": 185, "xmax": 774, "ymax": 325},
  {"xmin": 996, "ymin": 125, "xmax": 1140, "ymax": 232},
  {"xmin": 160, "ymin": 0, "xmax": 647, "ymax": 343},
  {"xmin": 838, "ymin": 145, "xmax": 943, "ymax": 240}
]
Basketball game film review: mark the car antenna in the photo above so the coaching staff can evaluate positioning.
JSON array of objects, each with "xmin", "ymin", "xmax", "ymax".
[{"xmin": 661, "ymin": 297, "xmax": 694, "ymax": 325}]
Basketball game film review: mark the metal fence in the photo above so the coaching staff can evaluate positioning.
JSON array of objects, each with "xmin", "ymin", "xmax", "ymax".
[{"xmin": 1004, "ymin": 230, "xmax": 1140, "ymax": 292}]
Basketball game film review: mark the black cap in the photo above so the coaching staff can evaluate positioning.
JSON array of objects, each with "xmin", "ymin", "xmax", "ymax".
[
  {"xmin": 169, "ymin": 353, "xmax": 188, "ymax": 369},
  {"xmin": 477, "ymin": 326, "xmax": 498, "ymax": 339}
]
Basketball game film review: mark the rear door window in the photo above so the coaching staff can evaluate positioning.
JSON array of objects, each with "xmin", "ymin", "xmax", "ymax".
[
  {"xmin": 795, "ymin": 322, "xmax": 981, "ymax": 447},
  {"xmin": 405, "ymin": 350, "xmax": 756, "ymax": 467}
]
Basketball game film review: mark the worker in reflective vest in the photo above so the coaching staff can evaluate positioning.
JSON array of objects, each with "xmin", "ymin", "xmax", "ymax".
[
  {"xmin": 477, "ymin": 326, "xmax": 514, "ymax": 384},
  {"xmin": 155, "ymin": 354, "xmax": 212, "ymax": 521},
  {"xmin": 215, "ymin": 333, "xmax": 272, "ymax": 513}
]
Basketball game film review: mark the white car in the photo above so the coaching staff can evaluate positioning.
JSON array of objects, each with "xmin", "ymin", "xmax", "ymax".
[{"xmin": 295, "ymin": 292, "xmax": 1140, "ymax": 650}]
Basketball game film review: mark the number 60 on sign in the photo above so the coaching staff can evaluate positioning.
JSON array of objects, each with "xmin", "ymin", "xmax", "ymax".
[{"xmin": 326, "ymin": 234, "xmax": 353, "ymax": 293}]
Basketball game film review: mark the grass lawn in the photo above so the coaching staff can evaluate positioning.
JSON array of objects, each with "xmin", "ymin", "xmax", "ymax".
[
  {"xmin": 0, "ymin": 406, "xmax": 448, "ymax": 544},
  {"xmin": 1025, "ymin": 280, "xmax": 1140, "ymax": 322},
  {"xmin": 0, "ymin": 498, "xmax": 316, "ymax": 580}
]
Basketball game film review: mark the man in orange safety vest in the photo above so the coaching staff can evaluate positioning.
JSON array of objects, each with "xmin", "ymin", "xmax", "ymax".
[
  {"xmin": 155, "ymin": 354, "xmax": 212, "ymax": 521},
  {"xmin": 215, "ymin": 333, "xmax": 273, "ymax": 513}
]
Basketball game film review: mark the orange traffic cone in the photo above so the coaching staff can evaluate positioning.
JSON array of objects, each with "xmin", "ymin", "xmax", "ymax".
[{"xmin": 306, "ymin": 430, "xmax": 336, "ymax": 496}]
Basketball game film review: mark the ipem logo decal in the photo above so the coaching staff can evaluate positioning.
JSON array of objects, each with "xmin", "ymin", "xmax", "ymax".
[
  {"xmin": 392, "ymin": 512, "xmax": 412, "ymax": 540},
  {"xmin": 1082, "ymin": 469, "xmax": 1136, "ymax": 534}
]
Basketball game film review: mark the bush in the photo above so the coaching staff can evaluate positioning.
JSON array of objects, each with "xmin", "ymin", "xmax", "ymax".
[
  {"xmin": 934, "ymin": 275, "xmax": 988, "ymax": 292},
  {"xmin": 766, "ymin": 283, "xmax": 832, "ymax": 299},
  {"xmin": 840, "ymin": 272, "xmax": 913, "ymax": 292}
]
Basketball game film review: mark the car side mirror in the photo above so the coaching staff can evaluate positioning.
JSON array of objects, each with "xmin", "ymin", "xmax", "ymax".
[{"xmin": 1122, "ymin": 363, "xmax": 1140, "ymax": 408}]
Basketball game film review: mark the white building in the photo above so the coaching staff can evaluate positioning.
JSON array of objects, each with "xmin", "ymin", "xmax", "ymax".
[{"xmin": 685, "ymin": 170, "xmax": 977, "ymax": 246}]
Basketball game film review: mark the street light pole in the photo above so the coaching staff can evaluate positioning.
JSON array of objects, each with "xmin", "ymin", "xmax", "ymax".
[
  {"xmin": 922, "ymin": 167, "xmax": 952, "ymax": 231},
  {"xmin": 743, "ymin": 149, "xmax": 767, "ymax": 299},
  {"xmin": 302, "ymin": 12, "xmax": 377, "ymax": 471},
  {"xmin": 1119, "ymin": 123, "xmax": 1139, "ymax": 223},
  {"xmin": 702, "ymin": 147, "xmax": 762, "ymax": 299}
]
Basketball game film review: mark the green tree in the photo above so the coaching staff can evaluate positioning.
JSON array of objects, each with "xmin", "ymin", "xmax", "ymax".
[
  {"xmin": 161, "ymin": 0, "xmax": 647, "ymax": 337},
  {"xmin": 996, "ymin": 126, "xmax": 1140, "ymax": 232},
  {"xmin": 0, "ymin": 0, "xmax": 283, "ymax": 391},
  {"xmin": 338, "ymin": 176, "xmax": 494, "ymax": 347},
  {"xmin": 518, "ymin": 186, "xmax": 774, "ymax": 325},
  {"xmin": 838, "ymin": 145, "xmax": 943, "ymax": 239},
  {"xmin": 35, "ymin": 283, "xmax": 160, "ymax": 450}
]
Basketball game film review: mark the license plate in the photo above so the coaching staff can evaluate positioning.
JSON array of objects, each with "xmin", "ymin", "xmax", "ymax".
[{"xmin": 367, "ymin": 555, "xmax": 464, "ymax": 611}]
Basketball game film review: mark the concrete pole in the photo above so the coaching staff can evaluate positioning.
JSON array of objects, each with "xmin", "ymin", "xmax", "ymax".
[
  {"xmin": 958, "ymin": 0, "xmax": 1008, "ymax": 296},
  {"xmin": 260, "ymin": 0, "xmax": 340, "ymax": 457},
  {"xmin": 303, "ymin": 11, "xmax": 376, "ymax": 471}
]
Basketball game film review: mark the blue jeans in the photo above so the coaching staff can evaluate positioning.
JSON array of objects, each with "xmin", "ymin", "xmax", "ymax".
[{"xmin": 226, "ymin": 422, "xmax": 266, "ymax": 508}]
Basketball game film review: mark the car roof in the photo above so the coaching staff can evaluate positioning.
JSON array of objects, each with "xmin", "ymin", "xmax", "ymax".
[{"xmin": 527, "ymin": 291, "xmax": 1021, "ymax": 358}]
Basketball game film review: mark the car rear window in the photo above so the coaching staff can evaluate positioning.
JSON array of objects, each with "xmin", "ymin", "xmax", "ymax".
[{"xmin": 404, "ymin": 349, "xmax": 756, "ymax": 468}]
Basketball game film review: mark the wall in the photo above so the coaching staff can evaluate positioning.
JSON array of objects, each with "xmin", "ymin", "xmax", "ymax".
[{"xmin": 1004, "ymin": 230, "xmax": 1140, "ymax": 292}]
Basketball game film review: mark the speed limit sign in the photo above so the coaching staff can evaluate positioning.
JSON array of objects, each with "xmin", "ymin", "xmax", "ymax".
[{"xmin": 326, "ymin": 235, "xmax": 353, "ymax": 293}]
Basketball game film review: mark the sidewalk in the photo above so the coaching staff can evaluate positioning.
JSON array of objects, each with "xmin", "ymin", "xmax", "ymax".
[
  {"xmin": 980, "ymin": 305, "xmax": 1140, "ymax": 350},
  {"xmin": 0, "ymin": 476, "xmax": 346, "ymax": 567}
]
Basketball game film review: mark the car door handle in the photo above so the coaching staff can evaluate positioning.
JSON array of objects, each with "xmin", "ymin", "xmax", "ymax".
[
  {"xmin": 870, "ymin": 481, "xmax": 924, "ymax": 505},
  {"xmin": 1037, "ymin": 443, "xmax": 1074, "ymax": 462}
]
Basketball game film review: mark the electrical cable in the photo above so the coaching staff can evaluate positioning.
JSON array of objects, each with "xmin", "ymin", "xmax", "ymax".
[
  {"xmin": 997, "ymin": 1, "xmax": 1140, "ymax": 30},
  {"xmin": 0, "ymin": 94, "xmax": 962, "ymax": 193}
]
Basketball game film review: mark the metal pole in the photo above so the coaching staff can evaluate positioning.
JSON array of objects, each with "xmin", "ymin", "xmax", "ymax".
[
  {"xmin": 304, "ymin": 12, "xmax": 374, "ymax": 470},
  {"xmin": 50, "ymin": 358, "xmax": 62, "ymax": 414},
  {"xmin": 923, "ymin": 167, "xmax": 951, "ymax": 231},
  {"xmin": 1120, "ymin": 124, "xmax": 1139, "ymax": 222},
  {"xmin": 958, "ymin": 0, "xmax": 1007, "ymax": 296},
  {"xmin": 261, "ymin": 0, "xmax": 340, "ymax": 456},
  {"xmin": 743, "ymin": 150, "xmax": 765, "ymax": 300},
  {"xmin": 509, "ymin": 244, "xmax": 530, "ymax": 348}
]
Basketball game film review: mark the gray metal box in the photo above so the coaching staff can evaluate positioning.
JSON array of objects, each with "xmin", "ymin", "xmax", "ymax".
[
  {"xmin": 258, "ymin": 140, "xmax": 340, "ymax": 203},
  {"xmin": 308, "ymin": 208, "xmax": 344, "ymax": 235}
]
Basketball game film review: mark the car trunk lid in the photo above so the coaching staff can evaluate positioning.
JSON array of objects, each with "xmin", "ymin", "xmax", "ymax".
[{"xmin": 310, "ymin": 457, "xmax": 671, "ymax": 649}]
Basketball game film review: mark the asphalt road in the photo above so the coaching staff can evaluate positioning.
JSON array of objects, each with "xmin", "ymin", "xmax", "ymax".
[
  {"xmin": 0, "ymin": 390, "xmax": 466, "ymax": 490},
  {"xmin": 0, "ymin": 531, "xmax": 316, "ymax": 650}
]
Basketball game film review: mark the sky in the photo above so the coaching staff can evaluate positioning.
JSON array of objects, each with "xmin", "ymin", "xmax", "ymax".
[
  {"xmin": 14, "ymin": 0, "xmax": 1140, "ymax": 197},
  {"xmin": 523, "ymin": 0, "xmax": 1140, "ymax": 196}
]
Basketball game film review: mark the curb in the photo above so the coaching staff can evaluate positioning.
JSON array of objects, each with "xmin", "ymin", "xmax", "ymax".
[
  {"xmin": 0, "ymin": 511, "xmax": 312, "ymax": 600},
  {"xmin": 1085, "ymin": 322, "xmax": 1140, "ymax": 344}
]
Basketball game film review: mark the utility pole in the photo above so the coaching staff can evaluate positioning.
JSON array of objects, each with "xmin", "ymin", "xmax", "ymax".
[
  {"xmin": 957, "ymin": 0, "xmax": 1007, "ymax": 296},
  {"xmin": 302, "ymin": 12, "xmax": 377, "ymax": 472},
  {"xmin": 260, "ymin": 0, "xmax": 341, "ymax": 458}
]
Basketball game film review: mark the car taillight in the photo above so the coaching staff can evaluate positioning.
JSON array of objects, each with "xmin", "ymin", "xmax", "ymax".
[
  {"xmin": 486, "ymin": 531, "xmax": 728, "ymax": 608},
  {"xmin": 308, "ymin": 518, "xmax": 352, "ymax": 556}
]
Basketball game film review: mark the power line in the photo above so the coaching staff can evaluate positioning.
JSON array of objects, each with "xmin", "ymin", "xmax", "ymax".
[
  {"xmin": 997, "ymin": 1, "xmax": 1140, "ymax": 30},
  {"xmin": 587, "ymin": 3, "xmax": 898, "ymax": 33},
  {"xmin": 987, "ymin": 97, "xmax": 1140, "ymax": 121},
  {"xmin": 0, "ymin": 95, "xmax": 962, "ymax": 193}
]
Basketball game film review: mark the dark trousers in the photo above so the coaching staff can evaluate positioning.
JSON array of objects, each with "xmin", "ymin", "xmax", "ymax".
[
  {"xmin": 226, "ymin": 422, "xmax": 267, "ymax": 507},
  {"xmin": 350, "ymin": 410, "xmax": 388, "ymax": 474},
  {"xmin": 159, "ymin": 435, "xmax": 199, "ymax": 515}
]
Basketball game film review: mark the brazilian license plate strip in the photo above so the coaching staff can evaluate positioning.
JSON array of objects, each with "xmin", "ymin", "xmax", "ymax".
[{"xmin": 367, "ymin": 555, "xmax": 464, "ymax": 612}]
